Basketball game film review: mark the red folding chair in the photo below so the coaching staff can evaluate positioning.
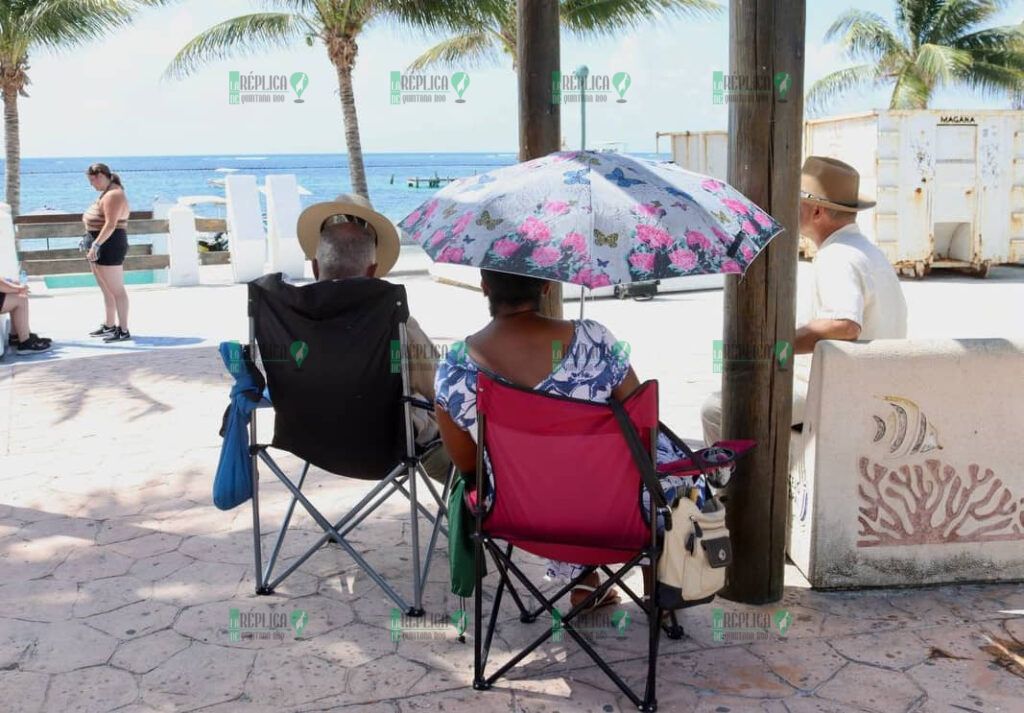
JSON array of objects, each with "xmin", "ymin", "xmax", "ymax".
[{"xmin": 470, "ymin": 373, "xmax": 680, "ymax": 712}]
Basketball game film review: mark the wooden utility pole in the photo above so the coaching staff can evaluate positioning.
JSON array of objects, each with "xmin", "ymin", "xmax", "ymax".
[
  {"xmin": 517, "ymin": 0, "xmax": 562, "ymax": 318},
  {"xmin": 720, "ymin": 0, "xmax": 805, "ymax": 603}
]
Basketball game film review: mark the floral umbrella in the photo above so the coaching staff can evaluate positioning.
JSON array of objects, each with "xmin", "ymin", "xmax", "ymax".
[{"xmin": 397, "ymin": 151, "xmax": 784, "ymax": 289}]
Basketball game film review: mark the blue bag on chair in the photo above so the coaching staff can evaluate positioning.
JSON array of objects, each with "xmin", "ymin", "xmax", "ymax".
[{"xmin": 213, "ymin": 341, "xmax": 266, "ymax": 510}]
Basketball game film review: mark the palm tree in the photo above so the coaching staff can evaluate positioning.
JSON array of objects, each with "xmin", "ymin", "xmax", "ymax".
[
  {"xmin": 807, "ymin": 0, "xmax": 1024, "ymax": 114},
  {"xmin": 408, "ymin": 0, "xmax": 721, "ymax": 72},
  {"xmin": 0, "ymin": 0, "xmax": 165, "ymax": 216},
  {"xmin": 166, "ymin": 0, "xmax": 496, "ymax": 200}
]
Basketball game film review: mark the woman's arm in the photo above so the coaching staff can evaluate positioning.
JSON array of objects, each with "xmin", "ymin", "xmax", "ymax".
[
  {"xmin": 435, "ymin": 406, "xmax": 478, "ymax": 475},
  {"xmin": 611, "ymin": 366, "xmax": 641, "ymax": 402},
  {"xmin": 0, "ymin": 277, "xmax": 27, "ymax": 294}
]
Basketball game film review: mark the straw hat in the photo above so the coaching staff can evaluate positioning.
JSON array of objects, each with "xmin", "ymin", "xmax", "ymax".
[
  {"xmin": 296, "ymin": 193, "xmax": 400, "ymax": 277},
  {"xmin": 800, "ymin": 156, "xmax": 875, "ymax": 212}
]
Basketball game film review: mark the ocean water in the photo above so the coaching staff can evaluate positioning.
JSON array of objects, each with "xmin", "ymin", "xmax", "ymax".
[{"xmin": 9, "ymin": 151, "xmax": 667, "ymax": 252}]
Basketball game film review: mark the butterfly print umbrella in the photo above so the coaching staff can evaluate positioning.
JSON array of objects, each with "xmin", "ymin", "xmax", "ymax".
[{"xmin": 398, "ymin": 151, "xmax": 784, "ymax": 288}]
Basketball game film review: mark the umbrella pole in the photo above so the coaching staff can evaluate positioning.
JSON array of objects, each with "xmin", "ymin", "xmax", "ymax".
[
  {"xmin": 518, "ymin": 0, "xmax": 563, "ymax": 319},
  {"xmin": 579, "ymin": 286, "xmax": 586, "ymax": 320}
]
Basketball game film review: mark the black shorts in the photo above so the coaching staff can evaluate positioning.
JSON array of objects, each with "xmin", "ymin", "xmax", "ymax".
[{"xmin": 86, "ymin": 229, "xmax": 129, "ymax": 267}]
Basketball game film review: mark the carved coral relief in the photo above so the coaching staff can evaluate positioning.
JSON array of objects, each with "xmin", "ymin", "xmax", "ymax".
[{"xmin": 857, "ymin": 458, "xmax": 1024, "ymax": 547}]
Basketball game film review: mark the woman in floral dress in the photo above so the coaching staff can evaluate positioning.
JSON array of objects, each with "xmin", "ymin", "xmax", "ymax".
[{"xmin": 435, "ymin": 269, "xmax": 692, "ymax": 610}]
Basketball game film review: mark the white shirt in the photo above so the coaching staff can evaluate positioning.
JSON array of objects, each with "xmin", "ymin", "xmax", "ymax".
[{"xmin": 796, "ymin": 222, "xmax": 908, "ymax": 382}]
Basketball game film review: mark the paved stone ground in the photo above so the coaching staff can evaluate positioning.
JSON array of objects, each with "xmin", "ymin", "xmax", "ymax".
[{"xmin": 0, "ymin": 259, "xmax": 1022, "ymax": 712}]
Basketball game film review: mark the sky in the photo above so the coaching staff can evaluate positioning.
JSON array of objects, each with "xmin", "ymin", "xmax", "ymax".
[{"xmin": 14, "ymin": 0, "xmax": 1024, "ymax": 158}]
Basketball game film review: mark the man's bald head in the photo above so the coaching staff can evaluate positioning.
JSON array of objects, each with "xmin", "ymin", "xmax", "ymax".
[{"xmin": 313, "ymin": 221, "xmax": 377, "ymax": 281}]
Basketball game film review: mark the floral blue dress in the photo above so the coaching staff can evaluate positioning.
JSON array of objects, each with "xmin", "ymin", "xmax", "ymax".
[{"xmin": 435, "ymin": 319, "xmax": 693, "ymax": 581}]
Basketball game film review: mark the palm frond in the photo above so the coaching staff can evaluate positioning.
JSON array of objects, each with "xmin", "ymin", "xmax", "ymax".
[
  {"xmin": 20, "ymin": 0, "xmax": 137, "ymax": 52},
  {"xmin": 805, "ymin": 64, "xmax": 878, "ymax": 116},
  {"xmin": 825, "ymin": 10, "xmax": 907, "ymax": 64},
  {"xmin": 889, "ymin": 65, "xmax": 930, "ymax": 108},
  {"xmin": 914, "ymin": 42, "xmax": 974, "ymax": 85},
  {"xmin": 955, "ymin": 59, "xmax": 1024, "ymax": 97},
  {"xmin": 560, "ymin": 0, "xmax": 721, "ymax": 36},
  {"xmin": 374, "ymin": 0, "xmax": 507, "ymax": 33},
  {"xmin": 926, "ymin": 0, "xmax": 1010, "ymax": 44},
  {"xmin": 894, "ymin": 0, "xmax": 943, "ymax": 47},
  {"xmin": 953, "ymin": 25, "xmax": 1024, "ymax": 60},
  {"xmin": 406, "ymin": 30, "xmax": 501, "ymax": 71},
  {"xmin": 163, "ymin": 13, "xmax": 310, "ymax": 80}
]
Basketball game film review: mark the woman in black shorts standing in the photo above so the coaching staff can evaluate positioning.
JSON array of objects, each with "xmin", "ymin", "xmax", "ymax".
[{"xmin": 83, "ymin": 163, "xmax": 131, "ymax": 341}]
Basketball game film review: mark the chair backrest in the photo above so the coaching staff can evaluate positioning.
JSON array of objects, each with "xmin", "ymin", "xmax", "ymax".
[
  {"xmin": 476, "ymin": 373, "xmax": 659, "ymax": 564},
  {"xmin": 248, "ymin": 273, "xmax": 410, "ymax": 479}
]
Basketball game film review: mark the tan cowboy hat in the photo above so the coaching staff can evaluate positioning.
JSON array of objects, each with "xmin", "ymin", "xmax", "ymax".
[
  {"xmin": 800, "ymin": 156, "xmax": 876, "ymax": 212},
  {"xmin": 296, "ymin": 193, "xmax": 400, "ymax": 277}
]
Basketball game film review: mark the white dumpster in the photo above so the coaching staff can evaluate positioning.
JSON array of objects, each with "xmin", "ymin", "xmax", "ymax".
[
  {"xmin": 658, "ymin": 131, "xmax": 728, "ymax": 180},
  {"xmin": 804, "ymin": 109, "xmax": 1024, "ymax": 277}
]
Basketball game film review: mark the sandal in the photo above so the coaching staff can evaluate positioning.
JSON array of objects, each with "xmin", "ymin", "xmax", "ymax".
[{"xmin": 571, "ymin": 583, "xmax": 621, "ymax": 613}]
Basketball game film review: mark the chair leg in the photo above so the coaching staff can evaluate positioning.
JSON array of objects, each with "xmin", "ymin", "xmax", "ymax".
[
  {"xmin": 407, "ymin": 462, "xmax": 424, "ymax": 616},
  {"xmin": 664, "ymin": 610, "xmax": 684, "ymax": 640},
  {"xmin": 250, "ymin": 447, "xmax": 271, "ymax": 595},
  {"xmin": 473, "ymin": 532, "xmax": 489, "ymax": 691},
  {"xmin": 641, "ymin": 600, "xmax": 662, "ymax": 712},
  {"xmin": 263, "ymin": 461, "xmax": 310, "ymax": 584},
  {"xmin": 419, "ymin": 463, "xmax": 455, "ymax": 594}
]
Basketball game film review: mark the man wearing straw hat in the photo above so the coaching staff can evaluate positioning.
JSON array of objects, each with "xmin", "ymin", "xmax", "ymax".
[
  {"xmin": 297, "ymin": 194, "xmax": 448, "ymax": 479},
  {"xmin": 701, "ymin": 156, "xmax": 907, "ymax": 445}
]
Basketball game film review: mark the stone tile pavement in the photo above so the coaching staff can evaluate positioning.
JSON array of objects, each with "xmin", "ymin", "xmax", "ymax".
[
  {"xmin": 1, "ymin": 345, "xmax": 1023, "ymax": 712},
  {"xmin": 1, "ymin": 262, "xmax": 1023, "ymax": 711}
]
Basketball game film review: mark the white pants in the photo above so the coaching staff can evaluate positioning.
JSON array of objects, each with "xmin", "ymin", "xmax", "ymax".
[{"xmin": 700, "ymin": 378, "xmax": 807, "ymax": 446}]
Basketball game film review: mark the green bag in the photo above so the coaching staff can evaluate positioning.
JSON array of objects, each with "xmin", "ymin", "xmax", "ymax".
[{"xmin": 448, "ymin": 473, "xmax": 483, "ymax": 597}]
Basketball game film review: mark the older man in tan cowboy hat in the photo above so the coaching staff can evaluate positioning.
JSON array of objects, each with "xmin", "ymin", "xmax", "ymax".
[
  {"xmin": 701, "ymin": 156, "xmax": 907, "ymax": 445},
  {"xmin": 297, "ymin": 194, "xmax": 448, "ymax": 477}
]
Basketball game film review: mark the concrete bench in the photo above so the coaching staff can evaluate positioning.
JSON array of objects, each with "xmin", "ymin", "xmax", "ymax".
[
  {"xmin": 0, "ymin": 313, "xmax": 8, "ymax": 360},
  {"xmin": 787, "ymin": 338, "xmax": 1024, "ymax": 588}
]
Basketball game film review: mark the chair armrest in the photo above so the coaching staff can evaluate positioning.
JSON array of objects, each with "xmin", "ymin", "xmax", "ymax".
[{"xmin": 402, "ymin": 396, "xmax": 434, "ymax": 411}]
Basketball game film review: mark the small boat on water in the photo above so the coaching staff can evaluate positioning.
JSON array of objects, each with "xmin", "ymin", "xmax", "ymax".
[{"xmin": 407, "ymin": 174, "xmax": 459, "ymax": 189}]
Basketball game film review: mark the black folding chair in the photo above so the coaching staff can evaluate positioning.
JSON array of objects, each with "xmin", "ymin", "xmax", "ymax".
[{"xmin": 246, "ymin": 273, "xmax": 451, "ymax": 615}]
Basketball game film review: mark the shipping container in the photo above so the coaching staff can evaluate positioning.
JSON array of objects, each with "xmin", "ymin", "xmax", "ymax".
[
  {"xmin": 660, "ymin": 111, "xmax": 1024, "ymax": 277},
  {"xmin": 804, "ymin": 110, "xmax": 1024, "ymax": 277}
]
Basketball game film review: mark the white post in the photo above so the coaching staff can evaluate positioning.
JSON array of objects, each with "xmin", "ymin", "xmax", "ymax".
[
  {"xmin": 0, "ymin": 203, "xmax": 14, "ymax": 357},
  {"xmin": 264, "ymin": 174, "xmax": 306, "ymax": 279},
  {"xmin": 224, "ymin": 174, "xmax": 267, "ymax": 283},
  {"xmin": 0, "ymin": 203, "xmax": 16, "ymax": 280},
  {"xmin": 167, "ymin": 205, "xmax": 200, "ymax": 286}
]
